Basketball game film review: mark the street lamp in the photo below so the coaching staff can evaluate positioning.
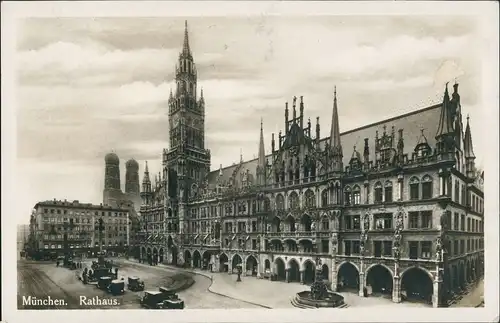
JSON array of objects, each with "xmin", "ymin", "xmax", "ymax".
[{"xmin": 95, "ymin": 217, "xmax": 105, "ymax": 264}]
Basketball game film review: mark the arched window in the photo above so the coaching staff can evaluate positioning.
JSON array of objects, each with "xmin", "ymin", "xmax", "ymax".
[
  {"xmin": 374, "ymin": 182, "xmax": 383, "ymax": 203},
  {"xmin": 289, "ymin": 192, "xmax": 299, "ymax": 210},
  {"xmin": 321, "ymin": 190, "xmax": 328, "ymax": 207},
  {"xmin": 344, "ymin": 186, "xmax": 352, "ymax": 206},
  {"xmin": 352, "ymin": 185, "xmax": 361, "ymax": 205},
  {"xmin": 384, "ymin": 181, "xmax": 393, "ymax": 202},
  {"xmin": 321, "ymin": 216, "xmax": 330, "ymax": 231},
  {"xmin": 264, "ymin": 198, "xmax": 271, "ymax": 211},
  {"xmin": 276, "ymin": 194, "xmax": 285, "ymax": 211},
  {"xmin": 409, "ymin": 176, "xmax": 420, "ymax": 200},
  {"xmin": 454, "ymin": 180, "xmax": 460, "ymax": 203},
  {"xmin": 304, "ymin": 190, "xmax": 316, "ymax": 208},
  {"xmin": 422, "ymin": 175, "xmax": 433, "ymax": 199}
]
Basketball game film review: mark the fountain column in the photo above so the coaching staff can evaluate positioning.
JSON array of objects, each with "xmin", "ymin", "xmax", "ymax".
[
  {"xmin": 392, "ymin": 276, "xmax": 401, "ymax": 303},
  {"xmin": 300, "ymin": 270, "xmax": 305, "ymax": 284},
  {"xmin": 358, "ymin": 271, "xmax": 365, "ymax": 297}
]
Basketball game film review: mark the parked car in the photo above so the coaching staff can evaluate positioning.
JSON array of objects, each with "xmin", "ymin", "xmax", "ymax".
[
  {"xmin": 127, "ymin": 276, "xmax": 145, "ymax": 291},
  {"xmin": 140, "ymin": 291, "xmax": 167, "ymax": 309},
  {"xmin": 97, "ymin": 276, "xmax": 113, "ymax": 290},
  {"xmin": 159, "ymin": 287, "xmax": 185, "ymax": 309},
  {"xmin": 108, "ymin": 279, "xmax": 125, "ymax": 295}
]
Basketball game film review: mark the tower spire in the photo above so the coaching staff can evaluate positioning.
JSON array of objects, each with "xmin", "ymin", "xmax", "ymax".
[
  {"xmin": 436, "ymin": 83, "xmax": 454, "ymax": 139},
  {"xmin": 257, "ymin": 119, "xmax": 267, "ymax": 185},
  {"xmin": 330, "ymin": 86, "xmax": 341, "ymax": 148},
  {"xmin": 464, "ymin": 115, "xmax": 475, "ymax": 159},
  {"xmin": 329, "ymin": 86, "xmax": 343, "ymax": 173},
  {"xmin": 182, "ymin": 20, "xmax": 191, "ymax": 56}
]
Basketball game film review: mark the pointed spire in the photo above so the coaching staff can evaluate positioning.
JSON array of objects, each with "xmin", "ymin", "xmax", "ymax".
[
  {"xmin": 258, "ymin": 118, "xmax": 266, "ymax": 167},
  {"xmin": 142, "ymin": 161, "xmax": 151, "ymax": 184},
  {"xmin": 436, "ymin": 82, "xmax": 455, "ymax": 139},
  {"xmin": 464, "ymin": 115, "xmax": 475, "ymax": 159},
  {"xmin": 182, "ymin": 20, "xmax": 191, "ymax": 56},
  {"xmin": 330, "ymin": 86, "xmax": 342, "ymax": 151},
  {"xmin": 240, "ymin": 148, "xmax": 243, "ymax": 163}
]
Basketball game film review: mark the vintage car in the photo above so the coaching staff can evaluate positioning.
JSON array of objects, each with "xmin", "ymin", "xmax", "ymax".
[
  {"xmin": 108, "ymin": 279, "xmax": 125, "ymax": 295},
  {"xmin": 97, "ymin": 276, "xmax": 113, "ymax": 290},
  {"xmin": 159, "ymin": 287, "xmax": 185, "ymax": 309},
  {"xmin": 139, "ymin": 291, "xmax": 167, "ymax": 309},
  {"xmin": 127, "ymin": 276, "xmax": 145, "ymax": 291}
]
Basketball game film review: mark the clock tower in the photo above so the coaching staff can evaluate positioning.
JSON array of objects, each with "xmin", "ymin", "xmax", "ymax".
[{"xmin": 165, "ymin": 21, "xmax": 211, "ymax": 243}]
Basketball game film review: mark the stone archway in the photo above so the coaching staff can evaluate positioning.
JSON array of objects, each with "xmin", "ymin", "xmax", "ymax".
[
  {"xmin": 458, "ymin": 262, "xmax": 466, "ymax": 289},
  {"xmin": 366, "ymin": 264, "xmax": 393, "ymax": 296},
  {"xmin": 452, "ymin": 265, "xmax": 459, "ymax": 291},
  {"xmin": 337, "ymin": 262, "xmax": 359, "ymax": 292},
  {"xmin": 184, "ymin": 250, "xmax": 192, "ymax": 267},
  {"xmin": 202, "ymin": 251, "xmax": 211, "ymax": 270},
  {"xmin": 193, "ymin": 250, "xmax": 202, "ymax": 268},
  {"xmin": 246, "ymin": 255, "xmax": 258, "ymax": 276},
  {"xmin": 401, "ymin": 267, "xmax": 433, "ymax": 304},
  {"xmin": 171, "ymin": 245, "xmax": 178, "ymax": 265},
  {"xmin": 159, "ymin": 248, "xmax": 164, "ymax": 263},
  {"xmin": 265, "ymin": 259, "xmax": 271, "ymax": 270},
  {"xmin": 152, "ymin": 247, "xmax": 158, "ymax": 264},
  {"xmin": 288, "ymin": 259, "xmax": 300, "ymax": 283},
  {"xmin": 303, "ymin": 260, "xmax": 316, "ymax": 284},
  {"xmin": 321, "ymin": 264, "xmax": 329, "ymax": 281},
  {"xmin": 275, "ymin": 258, "xmax": 286, "ymax": 281},
  {"xmin": 232, "ymin": 254, "xmax": 243, "ymax": 272},
  {"xmin": 219, "ymin": 253, "xmax": 229, "ymax": 272}
]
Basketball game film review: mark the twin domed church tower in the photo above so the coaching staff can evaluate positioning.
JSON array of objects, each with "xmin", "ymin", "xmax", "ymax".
[{"xmin": 103, "ymin": 152, "xmax": 141, "ymax": 212}]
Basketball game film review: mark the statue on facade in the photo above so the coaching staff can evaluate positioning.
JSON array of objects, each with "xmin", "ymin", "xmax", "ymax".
[
  {"xmin": 435, "ymin": 236, "xmax": 443, "ymax": 262},
  {"xmin": 266, "ymin": 223, "xmax": 271, "ymax": 233},
  {"xmin": 363, "ymin": 212, "xmax": 370, "ymax": 232},
  {"xmin": 279, "ymin": 222, "xmax": 284, "ymax": 232},
  {"xmin": 311, "ymin": 221, "xmax": 316, "ymax": 232}
]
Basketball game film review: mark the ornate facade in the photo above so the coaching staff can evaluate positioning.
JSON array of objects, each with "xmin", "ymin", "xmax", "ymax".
[{"xmin": 137, "ymin": 21, "xmax": 484, "ymax": 308}]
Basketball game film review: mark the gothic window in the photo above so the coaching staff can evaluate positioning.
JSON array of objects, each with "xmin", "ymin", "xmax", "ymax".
[
  {"xmin": 321, "ymin": 189, "xmax": 328, "ymax": 207},
  {"xmin": 352, "ymin": 185, "xmax": 361, "ymax": 205},
  {"xmin": 289, "ymin": 192, "xmax": 299, "ymax": 210},
  {"xmin": 276, "ymin": 194, "xmax": 285, "ymax": 211},
  {"xmin": 384, "ymin": 181, "xmax": 393, "ymax": 202},
  {"xmin": 422, "ymin": 175, "xmax": 433, "ymax": 199},
  {"xmin": 409, "ymin": 176, "xmax": 420, "ymax": 200},
  {"xmin": 304, "ymin": 189, "xmax": 316, "ymax": 208},
  {"xmin": 264, "ymin": 198, "xmax": 271, "ymax": 211},
  {"xmin": 374, "ymin": 182, "xmax": 383, "ymax": 203},
  {"xmin": 344, "ymin": 186, "xmax": 352, "ymax": 206},
  {"xmin": 454, "ymin": 180, "xmax": 460, "ymax": 203}
]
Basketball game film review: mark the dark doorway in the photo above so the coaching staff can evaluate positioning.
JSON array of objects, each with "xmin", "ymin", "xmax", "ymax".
[
  {"xmin": 337, "ymin": 262, "xmax": 359, "ymax": 291},
  {"xmin": 366, "ymin": 265, "xmax": 393, "ymax": 295},
  {"xmin": 401, "ymin": 267, "xmax": 433, "ymax": 304}
]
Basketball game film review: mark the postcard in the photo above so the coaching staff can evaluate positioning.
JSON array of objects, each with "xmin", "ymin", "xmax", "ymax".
[{"xmin": 1, "ymin": 1, "xmax": 498, "ymax": 323}]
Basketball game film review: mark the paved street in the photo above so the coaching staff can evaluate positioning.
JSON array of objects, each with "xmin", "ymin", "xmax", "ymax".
[
  {"xmin": 123, "ymin": 260, "xmax": 429, "ymax": 309},
  {"xmin": 21, "ymin": 258, "xmax": 477, "ymax": 310},
  {"xmin": 17, "ymin": 259, "xmax": 261, "ymax": 309}
]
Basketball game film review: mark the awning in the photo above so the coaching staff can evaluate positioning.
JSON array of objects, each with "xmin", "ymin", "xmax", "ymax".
[
  {"xmin": 194, "ymin": 234, "xmax": 199, "ymax": 240},
  {"xmin": 231, "ymin": 234, "xmax": 236, "ymax": 241},
  {"xmin": 203, "ymin": 234, "xmax": 209, "ymax": 241},
  {"xmin": 245, "ymin": 236, "xmax": 250, "ymax": 241}
]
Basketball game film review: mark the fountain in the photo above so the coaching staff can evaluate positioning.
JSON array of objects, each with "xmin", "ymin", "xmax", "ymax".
[{"xmin": 291, "ymin": 258, "xmax": 346, "ymax": 309}]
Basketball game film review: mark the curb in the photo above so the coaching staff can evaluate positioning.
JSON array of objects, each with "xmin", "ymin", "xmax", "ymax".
[
  {"xmin": 165, "ymin": 266, "xmax": 272, "ymax": 309},
  {"xmin": 124, "ymin": 260, "xmax": 271, "ymax": 309}
]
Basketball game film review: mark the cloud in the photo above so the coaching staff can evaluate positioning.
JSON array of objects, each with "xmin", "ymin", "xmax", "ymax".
[{"xmin": 13, "ymin": 16, "xmax": 484, "ymax": 226}]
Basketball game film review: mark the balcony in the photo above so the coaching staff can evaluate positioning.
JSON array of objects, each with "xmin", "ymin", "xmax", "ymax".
[{"xmin": 266, "ymin": 231, "xmax": 317, "ymax": 240}]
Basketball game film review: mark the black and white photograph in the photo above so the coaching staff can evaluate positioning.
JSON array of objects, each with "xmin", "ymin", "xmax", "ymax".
[{"xmin": 2, "ymin": 1, "xmax": 499, "ymax": 323}]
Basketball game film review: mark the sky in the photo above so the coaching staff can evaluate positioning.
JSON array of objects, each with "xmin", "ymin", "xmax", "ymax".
[{"xmin": 15, "ymin": 15, "xmax": 484, "ymax": 224}]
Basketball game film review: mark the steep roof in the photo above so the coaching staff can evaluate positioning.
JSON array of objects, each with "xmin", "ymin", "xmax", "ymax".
[{"xmin": 207, "ymin": 103, "xmax": 442, "ymax": 186}]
